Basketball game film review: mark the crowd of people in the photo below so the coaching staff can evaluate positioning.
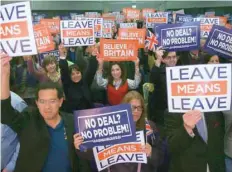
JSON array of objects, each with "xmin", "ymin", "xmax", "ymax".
[{"xmin": 1, "ymin": 4, "xmax": 232, "ymax": 172}]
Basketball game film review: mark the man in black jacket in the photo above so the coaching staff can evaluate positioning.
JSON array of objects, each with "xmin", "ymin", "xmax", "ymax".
[
  {"xmin": 165, "ymin": 110, "xmax": 225, "ymax": 172},
  {"xmin": 1, "ymin": 52, "xmax": 91, "ymax": 172}
]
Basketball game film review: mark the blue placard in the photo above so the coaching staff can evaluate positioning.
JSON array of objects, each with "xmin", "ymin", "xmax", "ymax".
[
  {"xmin": 156, "ymin": 22, "xmax": 200, "ymax": 51},
  {"xmin": 204, "ymin": 25, "xmax": 232, "ymax": 59},
  {"xmin": 175, "ymin": 14, "xmax": 193, "ymax": 24},
  {"xmin": 74, "ymin": 104, "xmax": 136, "ymax": 150},
  {"xmin": 39, "ymin": 50, "xmax": 60, "ymax": 65}
]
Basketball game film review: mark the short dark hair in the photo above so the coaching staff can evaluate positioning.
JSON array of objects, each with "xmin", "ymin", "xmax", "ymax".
[
  {"xmin": 35, "ymin": 82, "xmax": 64, "ymax": 100},
  {"xmin": 69, "ymin": 64, "xmax": 82, "ymax": 76}
]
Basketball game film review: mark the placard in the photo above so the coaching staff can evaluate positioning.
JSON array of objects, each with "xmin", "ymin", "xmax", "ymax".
[
  {"xmin": 146, "ymin": 12, "xmax": 168, "ymax": 28},
  {"xmin": 156, "ymin": 22, "xmax": 200, "ymax": 51},
  {"xmin": 118, "ymin": 28, "xmax": 146, "ymax": 48},
  {"xmin": 100, "ymin": 39, "xmax": 138, "ymax": 61},
  {"xmin": 74, "ymin": 104, "xmax": 137, "ymax": 150},
  {"xmin": 0, "ymin": 1, "xmax": 37, "ymax": 56},
  {"xmin": 60, "ymin": 20, "xmax": 95, "ymax": 47},
  {"xmin": 166, "ymin": 64, "xmax": 232, "ymax": 112},
  {"xmin": 193, "ymin": 17, "xmax": 220, "ymax": 38},
  {"xmin": 93, "ymin": 131, "xmax": 147, "ymax": 171},
  {"xmin": 33, "ymin": 24, "xmax": 55, "ymax": 53},
  {"xmin": 204, "ymin": 25, "xmax": 232, "ymax": 59}
]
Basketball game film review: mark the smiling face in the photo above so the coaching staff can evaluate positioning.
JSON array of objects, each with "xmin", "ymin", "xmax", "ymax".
[
  {"xmin": 163, "ymin": 51, "xmax": 178, "ymax": 67},
  {"xmin": 71, "ymin": 69, "xmax": 82, "ymax": 83},
  {"xmin": 45, "ymin": 61, "xmax": 57, "ymax": 74},
  {"xmin": 111, "ymin": 64, "xmax": 122, "ymax": 80}
]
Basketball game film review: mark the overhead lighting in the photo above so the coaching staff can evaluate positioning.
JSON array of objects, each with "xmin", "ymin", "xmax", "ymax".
[{"xmin": 132, "ymin": 4, "xmax": 136, "ymax": 8}]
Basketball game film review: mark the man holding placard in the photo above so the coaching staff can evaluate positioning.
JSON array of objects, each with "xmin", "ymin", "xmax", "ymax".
[
  {"xmin": 164, "ymin": 63, "xmax": 231, "ymax": 172},
  {"xmin": 0, "ymin": 52, "xmax": 91, "ymax": 172}
]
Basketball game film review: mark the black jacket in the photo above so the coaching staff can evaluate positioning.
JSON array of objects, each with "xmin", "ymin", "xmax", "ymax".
[
  {"xmin": 1, "ymin": 97, "xmax": 91, "ymax": 172},
  {"xmin": 149, "ymin": 64, "xmax": 167, "ymax": 110},
  {"xmin": 59, "ymin": 56, "xmax": 98, "ymax": 113},
  {"xmin": 164, "ymin": 111, "xmax": 225, "ymax": 172}
]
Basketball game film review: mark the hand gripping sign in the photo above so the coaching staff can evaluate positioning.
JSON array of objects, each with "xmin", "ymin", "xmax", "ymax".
[
  {"xmin": 166, "ymin": 64, "xmax": 232, "ymax": 113},
  {"xmin": 93, "ymin": 131, "xmax": 147, "ymax": 171},
  {"xmin": 74, "ymin": 104, "xmax": 137, "ymax": 150}
]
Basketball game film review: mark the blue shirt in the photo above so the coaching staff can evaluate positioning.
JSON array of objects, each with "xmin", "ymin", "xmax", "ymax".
[
  {"xmin": 42, "ymin": 119, "xmax": 71, "ymax": 172},
  {"xmin": 1, "ymin": 92, "xmax": 27, "ymax": 171}
]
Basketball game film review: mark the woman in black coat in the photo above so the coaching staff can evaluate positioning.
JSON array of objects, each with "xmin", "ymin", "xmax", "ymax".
[{"xmin": 59, "ymin": 44, "xmax": 98, "ymax": 113}]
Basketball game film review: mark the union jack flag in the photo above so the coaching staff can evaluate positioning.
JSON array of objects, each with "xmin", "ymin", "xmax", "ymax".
[
  {"xmin": 145, "ymin": 118, "xmax": 153, "ymax": 137},
  {"xmin": 145, "ymin": 30, "xmax": 158, "ymax": 51}
]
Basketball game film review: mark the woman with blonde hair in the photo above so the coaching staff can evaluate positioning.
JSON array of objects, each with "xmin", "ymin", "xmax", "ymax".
[{"xmin": 73, "ymin": 90, "xmax": 164, "ymax": 172}]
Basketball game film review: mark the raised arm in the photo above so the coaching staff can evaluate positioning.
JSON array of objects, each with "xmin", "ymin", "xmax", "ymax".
[
  {"xmin": 84, "ymin": 55, "xmax": 98, "ymax": 86},
  {"xmin": 1, "ymin": 52, "xmax": 27, "ymax": 134},
  {"xmin": 127, "ymin": 58, "xmax": 141, "ymax": 89},
  {"xmin": 26, "ymin": 56, "xmax": 45, "ymax": 80},
  {"xmin": 59, "ymin": 44, "xmax": 72, "ymax": 91},
  {"xmin": 95, "ymin": 56, "xmax": 108, "ymax": 89},
  {"xmin": 164, "ymin": 110, "xmax": 202, "ymax": 154}
]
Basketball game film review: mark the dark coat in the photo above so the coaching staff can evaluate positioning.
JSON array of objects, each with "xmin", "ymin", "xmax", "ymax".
[
  {"xmin": 1, "ymin": 96, "xmax": 91, "ymax": 172},
  {"xmin": 59, "ymin": 56, "xmax": 98, "ymax": 113},
  {"xmin": 164, "ymin": 111, "xmax": 225, "ymax": 172},
  {"xmin": 149, "ymin": 64, "xmax": 167, "ymax": 111}
]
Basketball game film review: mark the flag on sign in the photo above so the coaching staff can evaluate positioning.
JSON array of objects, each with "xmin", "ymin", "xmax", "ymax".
[
  {"xmin": 145, "ymin": 30, "xmax": 158, "ymax": 51},
  {"xmin": 145, "ymin": 118, "xmax": 153, "ymax": 137}
]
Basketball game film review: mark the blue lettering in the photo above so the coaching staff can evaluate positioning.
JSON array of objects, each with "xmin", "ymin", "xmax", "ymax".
[
  {"xmin": 181, "ymin": 98, "xmax": 191, "ymax": 110},
  {"xmin": 170, "ymin": 69, "xmax": 178, "ymax": 80},
  {"xmin": 116, "ymin": 155, "xmax": 126, "ymax": 161},
  {"xmin": 180, "ymin": 68, "xmax": 189, "ymax": 80},
  {"xmin": 218, "ymin": 66, "xmax": 227, "ymax": 79},
  {"xmin": 172, "ymin": 99, "xmax": 180, "ymax": 110},
  {"xmin": 108, "ymin": 156, "xmax": 115, "ymax": 165},
  {"xmin": 192, "ymin": 98, "xmax": 204, "ymax": 109},
  {"xmin": 135, "ymin": 154, "xmax": 144, "ymax": 161},
  {"xmin": 191, "ymin": 68, "xmax": 203, "ymax": 80},
  {"xmin": 16, "ymin": 5, "xmax": 26, "ymax": 19},
  {"xmin": 125, "ymin": 154, "xmax": 135, "ymax": 161},
  {"xmin": 204, "ymin": 67, "xmax": 216, "ymax": 79},
  {"xmin": 218, "ymin": 97, "xmax": 227, "ymax": 108},
  {"xmin": 5, "ymin": 6, "xmax": 15, "ymax": 20},
  {"xmin": 205, "ymin": 97, "xmax": 217, "ymax": 109},
  {"xmin": 100, "ymin": 161, "xmax": 107, "ymax": 168}
]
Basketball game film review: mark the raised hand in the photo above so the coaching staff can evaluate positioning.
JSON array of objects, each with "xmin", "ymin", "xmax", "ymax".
[
  {"xmin": 0, "ymin": 51, "xmax": 11, "ymax": 99},
  {"xmin": 73, "ymin": 133, "xmax": 84, "ymax": 150},
  {"xmin": 134, "ymin": 57, "xmax": 140, "ymax": 68},
  {"xmin": 0, "ymin": 51, "xmax": 11, "ymax": 75},
  {"xmin": 154, "ymin": 46, "xmax": 165, "ymax": 67},
  {"xmin": 183, "ymin": 110, "xmax": 202, "ymax": 134},
  {"xmin": 58, "ymin": 43, "xmax": 67, "ymax": 58}
]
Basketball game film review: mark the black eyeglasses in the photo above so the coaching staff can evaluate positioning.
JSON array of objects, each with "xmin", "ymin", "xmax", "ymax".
[{"xmin": 131, "ymin": 105, "xmax": 143, "ymax": 112}]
